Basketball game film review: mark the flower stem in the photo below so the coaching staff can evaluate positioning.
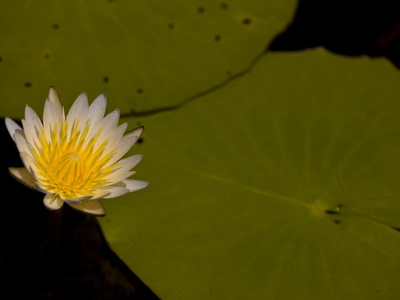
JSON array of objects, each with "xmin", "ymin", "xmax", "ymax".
[{"xmin": 43, "ymin": 206, "xmax": 63, "ymax": 258}]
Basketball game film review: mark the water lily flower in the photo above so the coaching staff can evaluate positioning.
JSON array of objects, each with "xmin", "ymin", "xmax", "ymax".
[{"xmin": 5, "ymin": 87, "xmax": 148, "ymax": 216}]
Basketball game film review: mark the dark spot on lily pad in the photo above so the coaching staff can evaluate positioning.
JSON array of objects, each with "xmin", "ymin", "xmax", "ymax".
[
  {"xmin": 325, "ymin": 209, "xmax": 339, "ymax": 215},
  {"xmin": 243, "ymin": 18, "xmax": 252, "ymax": 25},
  {"xmin": 198, "ymin": 7, "xmax": 205, "ymax": 14},
  {"xmin": 24, "ymin": 82, "xmax": 32, "ymax": 88},
  {"xmin": 52, "ymin": 23, "xmax": 59, "ymax": 30},
  {"xmin": 103, "ymin": 76, "xmax": 109, "ymax": 83},
  {"xmin": 137, "ymin": 88, "xmax": 143, "ymax": 94}
]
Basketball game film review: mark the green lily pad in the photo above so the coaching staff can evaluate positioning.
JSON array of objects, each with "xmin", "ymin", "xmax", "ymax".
[
  {"xmin": 101, "ymin": 49, "xmax": 400, "ymax": 300},
  {"xmin": 0, "ymin": 0, "xmax": 294, "ymax": 118}
]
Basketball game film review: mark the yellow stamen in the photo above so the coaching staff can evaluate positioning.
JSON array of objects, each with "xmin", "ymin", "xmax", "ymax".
[{"xmin": 32, "ymin": 120, "xmax": 115, "ymax": 200}]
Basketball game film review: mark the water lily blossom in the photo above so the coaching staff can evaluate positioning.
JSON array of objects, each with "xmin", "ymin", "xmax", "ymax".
[{"xmin": 5, "ymin": 87, "xmax": 148, "ymax": 216}]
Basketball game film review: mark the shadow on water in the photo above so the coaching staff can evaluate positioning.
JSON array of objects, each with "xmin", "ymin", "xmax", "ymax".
[
  {"xmin": 269, "ymin": 0, "xmax": 400, "ymax": 69},
  {"xmin": 0, "ymin": 120, "xmax": 159, "ymax": 299}
]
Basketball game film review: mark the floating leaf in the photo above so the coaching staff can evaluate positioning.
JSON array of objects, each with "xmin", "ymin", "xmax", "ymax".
[
  {"xmin": 101, "ymin": 50, "xmax": 400, "ymax": 299},
  {"xmin": 0, "ymin": 0, "xmax": 294, "ymax": 117}
]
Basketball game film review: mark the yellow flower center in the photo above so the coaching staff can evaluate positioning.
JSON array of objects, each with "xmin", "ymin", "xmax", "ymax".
[
  {"xmin": 31, "ymin": 120, "xmax": 114, "ymax": 200},
  {"xmin": 53, "ymin": 152, "xmax": 83, "ymax": 186}
]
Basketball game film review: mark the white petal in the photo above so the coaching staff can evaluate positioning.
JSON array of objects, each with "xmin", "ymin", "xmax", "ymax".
[
  {"xmin": 102, "ymin": 180, "xmax": 149, "ymax": 199},
  {"xmin": 45, "ymin": 93, "xmax": 63, "ymax": 122},
  {"xmin": 89, "ymin": 109, "xmax": 122, "ymax": 151},
  {"xmin": 104, "ymin": 188, "xmax": 130, "ymax": 198},
  {"xmin": 125, "ymin": 126, "xmax": 144, "ymax": 141},
  {"xmin": 122, "ymin": 179, "xmax": 150, "ymax": 192},
  {"xmin": 108, "ymin": 127, "xmax": 144, "ymax": 166},
  {"xmin": 14, "ymin": 131, "xmax": 31, "ymax": 155},
  {"xmin": 9, "ymin": 167, "xmax": 37, "ymax": 190},
  {"xmin": 66, "ymin": 92, "xmax": 89, "ymax": 133},
  {"xmin": 112, "ymin": 154, "xmax": 143, "ymax": 171},
  {"xmin": 67, "ymin": 199, "xmax": 106, "ymax": 216},
  {"xmin": 19, "ymin": 152, "xmax": 37, "ymax": 176},
  {"xmin": 97, "ymin": 109, "xmax": 120, "ymax": 136},
  {"xmin": 103, "ymin": 155, "xmax": 142, "ymax": 183},
  {"xmin": 43, "ymin": 100, "xmax": 62, "ymax": 142},
  {"xmin": 100, "ymin": 184, "xmax": 130, "ymax": 199},
  {"xmin": 24, "ymin": 106, "xmax": 42, "ymax": 127},
  {"xmin": 105, "ymin": 170, "xmax": 135, "ymax": 185},
  {"xmin": 89, "ymin": 189, "xmax": 112, "ymax": 200},
  {"xmin": 64, "ymin": 199, "xmax": 81, "ymax": 205},
  {"xmin": 82, "ymin": 94, "xmax": 108, "ymax": 148},
  {"xmin": 43, "ymin": 194, "xmax": 64, "ymax": 210},
  {"xmin": 22, "ymin": 106, "xmax": 42, "ymax": 147},
  {"xmin": 98, "ymin": 123, "xmax": 127, "ymax": 157},
  {"xmin": 5, "ymin": 117, "xmax": 22, "ymax": 142},
  {"xmin": 88, "ymin": 93, "xmax": 107, "ymax": 126},
  {"xmin": 48, "ymin": 86, "xmax": 63, "ymax": 116}
]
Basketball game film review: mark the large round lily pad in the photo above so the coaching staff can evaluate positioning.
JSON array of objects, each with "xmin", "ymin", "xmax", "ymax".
[
  {"xmin": 0, "ymin": 0, "xmax": 294, "ymax": 117},
  {"xmin": 102, "ymin": 50, "xmax": 400, "ymax": 299}
]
